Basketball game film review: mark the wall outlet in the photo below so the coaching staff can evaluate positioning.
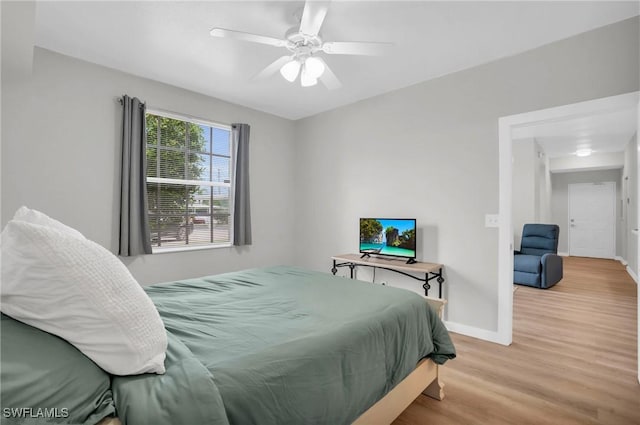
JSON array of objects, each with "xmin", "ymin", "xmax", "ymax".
[{"xmin": 485, "ymin": 214, "xmax": 499, "ymax": 228}]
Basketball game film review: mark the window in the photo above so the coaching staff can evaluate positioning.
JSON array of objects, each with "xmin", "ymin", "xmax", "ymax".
[{"xmin": 145, "ymin": 111, "xmax": 232, "ymax": 252}]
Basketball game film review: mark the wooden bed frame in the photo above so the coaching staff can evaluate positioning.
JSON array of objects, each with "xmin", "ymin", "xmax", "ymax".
[{"xmin": 98, "ymin": 297, "xmax": 446, "ymax": 425}]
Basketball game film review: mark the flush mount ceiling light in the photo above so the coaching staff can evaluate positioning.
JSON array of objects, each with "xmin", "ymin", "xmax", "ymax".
[
  {"xmin": 210, "ymin": 0, "xmax": 393, "ymax": 89},
  {"xmin": 576, "ymin": 148, "xmax": 593, "ymax": 157}
]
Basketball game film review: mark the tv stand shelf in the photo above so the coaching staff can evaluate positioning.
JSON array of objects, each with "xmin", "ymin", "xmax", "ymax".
[{"xmin": 331, "ymin": 253, "xmax": 445, "ymax": 298}]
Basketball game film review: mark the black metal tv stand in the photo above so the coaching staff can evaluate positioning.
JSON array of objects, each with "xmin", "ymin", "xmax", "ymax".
[{"xmin": 331, "ymin": 253, "xmax": 445, "ymax": 298}]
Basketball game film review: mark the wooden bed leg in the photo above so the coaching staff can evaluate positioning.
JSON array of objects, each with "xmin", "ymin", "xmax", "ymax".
[
  {"xmin": 422, "ymin": 375, "xmax": 444, "ymax": 401},
  {"xmin": 422, "ymin": 297, "xmax": 447, "ymax": 402}
]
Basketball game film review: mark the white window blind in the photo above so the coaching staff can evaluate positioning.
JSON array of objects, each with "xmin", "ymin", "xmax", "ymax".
[{"xmin": 145, "ymin": 111, "xmax": 233, "ymax": 251}]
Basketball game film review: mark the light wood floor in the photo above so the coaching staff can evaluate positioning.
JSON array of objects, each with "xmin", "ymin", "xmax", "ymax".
[{"xmin": 393, "ymin": 256, "xmax": 639, "ymax": 425}]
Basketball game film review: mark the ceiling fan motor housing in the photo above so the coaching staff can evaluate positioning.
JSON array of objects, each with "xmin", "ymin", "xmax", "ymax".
[{"xmin": 285, "ymin": 27, "xmax": 322, "ymax": 61}]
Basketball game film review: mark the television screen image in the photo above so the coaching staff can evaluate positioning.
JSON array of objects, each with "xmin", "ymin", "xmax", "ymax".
[{"xmin": 359, "ymin": 218, "xmax": 416, "ymax": 260}]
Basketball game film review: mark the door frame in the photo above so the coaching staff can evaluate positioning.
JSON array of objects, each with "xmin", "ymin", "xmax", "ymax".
[
  {"xmin": 567, "ymin": 181, "xmax": 617, "ymax": 259},
  {"xmin": 497, "ymin": 91, "xmax": 639, "ymax": 347}
]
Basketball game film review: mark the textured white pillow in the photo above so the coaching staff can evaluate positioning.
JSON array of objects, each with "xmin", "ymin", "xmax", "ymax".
[
  {"xmin": 0, "ymin": 219, "xmax": 167, "ymax": 375},
  {"xmin": 12, "ymin": 206, "xmax": 86, "ymax": 239}
]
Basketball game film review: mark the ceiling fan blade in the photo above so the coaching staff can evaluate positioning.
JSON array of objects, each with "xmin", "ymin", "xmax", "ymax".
[
  {"xmin": 210, "ymin": 28, "xmax": 287, "ymax": 48},
  {"xmin": 299, "ymin": 1, "xmax": 330, "ymax": 36},
  {"xmin": 316, "ymin": 58, "xmax": 341, "ymax": 90},
  {"xmin": 322, "ymin": 41, "xmax": 393, "ymax": 56},
  {"xmin": 252, "ymin": 56, "xmax": 293, "ymax": 81}
]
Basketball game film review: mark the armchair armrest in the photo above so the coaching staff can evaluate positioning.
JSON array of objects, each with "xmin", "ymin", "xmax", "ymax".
[{"xmin": 540, "ymin": 253, "xmax": 563, "ymax": 288}]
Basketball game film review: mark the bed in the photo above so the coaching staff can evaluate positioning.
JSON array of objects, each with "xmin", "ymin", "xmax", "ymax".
[{"xmin": 2, "ymin": 266, "xmax": 455, "ymax": 425}]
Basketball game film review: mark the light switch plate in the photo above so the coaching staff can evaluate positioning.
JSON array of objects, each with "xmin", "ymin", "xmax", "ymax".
[{"xmin": 485, "ymin": 214, "xmax": 499, "ymax": 228}]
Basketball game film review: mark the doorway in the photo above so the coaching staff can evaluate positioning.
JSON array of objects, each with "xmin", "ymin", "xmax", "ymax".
[
  {"xmin": 497, "ymin": 91, "xmax": 639, "ymax": 347},
  {"xmin": 568, "ymin": 182, "xmax": 616, "ymax": 258}
]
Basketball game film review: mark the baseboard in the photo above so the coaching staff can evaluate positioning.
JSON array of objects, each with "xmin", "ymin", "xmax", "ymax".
[
  {"xmin": 444, "ymin": 321, "xmax": 507, "ymax": 345},
  {"xmin": 626, "ymin": 265, "xmax": 638, "ymax": 284},
  {"xmin": 559, "ymin": 253, "xmax": 628, "ymax": 266},
  {"xmin": 615, "ymin": 256, "xmax": 628, "ymax": 266}
]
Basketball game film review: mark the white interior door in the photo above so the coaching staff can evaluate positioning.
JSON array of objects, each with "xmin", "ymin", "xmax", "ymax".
[{"xmin": 568, "ymin": 182, "xmax": 616, "ymax": 259}]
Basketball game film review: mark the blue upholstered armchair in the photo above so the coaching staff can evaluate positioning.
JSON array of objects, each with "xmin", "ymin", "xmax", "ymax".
[{"xmin": 514, "ymin": 224, "xmax": 563, "ymax": 289}]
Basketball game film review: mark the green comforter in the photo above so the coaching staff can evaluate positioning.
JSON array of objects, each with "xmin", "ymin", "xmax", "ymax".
[{"xmin": 113, "ymin": 266, "xmax": 456, "ymax": 425}]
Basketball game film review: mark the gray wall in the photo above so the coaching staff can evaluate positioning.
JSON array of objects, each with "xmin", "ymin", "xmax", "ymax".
[
  {"xmin": 293, "ymin": 17, "xmax": 639, "ymax": 332},
  {"xmin": 512, "ymin": 139, "xmax": 552, "ymax": 251},
  {"xmin": 550, "ymin": 169, "xmax": 623, "ymax": 255},
  {"xmin": 537, "ymin": 143, "xmax": 552, "ymax": 224},
  {"xmin": 512, "ymin": 139, "xmax": 536, "ymax": 251},
  {"xmin": 1, "ymin": 48, "xmax": 297, "ymax": 284},
  {"xmin": 623, "ymin": 133, "xmax": 638, "ymax": 274}
]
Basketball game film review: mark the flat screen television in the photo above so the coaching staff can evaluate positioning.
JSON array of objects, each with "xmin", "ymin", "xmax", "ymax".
[{"xmin": 359, "ymin": 218, "xmax": 417, "ymax": 264}]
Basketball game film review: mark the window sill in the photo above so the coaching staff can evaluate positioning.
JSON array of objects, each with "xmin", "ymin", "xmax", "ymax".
[{"xmin": 152, "ymin": 243, "xmax": 232, "ymax": 254}]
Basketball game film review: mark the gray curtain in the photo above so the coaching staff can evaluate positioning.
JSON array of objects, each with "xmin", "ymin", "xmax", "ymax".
[
  {"xmin": 232, "ymin": 123, "xmax": 252, "ymax": 246},
  {"xmin": 119, "ymin": 95, "xmax": 152, "ymax": 256}
]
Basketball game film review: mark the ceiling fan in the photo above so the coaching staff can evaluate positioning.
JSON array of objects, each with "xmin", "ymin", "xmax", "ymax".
[{"xmin": 210, "ymin": 1, "xmax": 393, "ymax": 89}]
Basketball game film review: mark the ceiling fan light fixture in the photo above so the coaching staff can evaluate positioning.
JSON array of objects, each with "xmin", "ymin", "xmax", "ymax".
[
  {"xmin": 280, "ymin": 60, "xmax": 301, "ymax": 82},
  {"xmin": 304, "ymin": 56, "xmax": 325, "ymax": 79},
  {"xmin": 300, "ymin": 64, "xmax": 318, "ymax": 87},
  {"xmin": 211, "ymin": 1, "xmax": 393, "ymax": 90}
]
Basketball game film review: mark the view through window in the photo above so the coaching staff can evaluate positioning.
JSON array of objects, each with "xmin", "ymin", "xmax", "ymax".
[{"xmin": 145, "ymin": 112, "xmax": 232, "ymax": 251}]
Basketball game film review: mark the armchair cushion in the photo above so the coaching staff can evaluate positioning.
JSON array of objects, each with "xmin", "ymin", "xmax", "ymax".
[
  {"xmin": 514, "ymin": 254, "xmax": 542, "ymax": 274},
  {"xmin": 514, "ymin": 270, "xmax": 540, "ymax": 287},
  {"xmin": 520, "ymin": 224, "xmax": 559, "ymax": 256}
]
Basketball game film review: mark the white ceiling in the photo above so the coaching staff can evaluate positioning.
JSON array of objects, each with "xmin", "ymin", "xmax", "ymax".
[
  {"xmin": 512, "ymin": 107, "xmax": 639, "ymax": 158},
  {"xmin": 34, "ymin": 1, "xmax": 639, "ymax": 120}
]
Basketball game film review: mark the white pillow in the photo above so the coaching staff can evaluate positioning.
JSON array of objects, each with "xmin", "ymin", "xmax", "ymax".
[
  {"xmin": 0, "ymin": 219, "xmax": 167, "ymax": 376},
  {"xmin": 12, "ymin": 206, "xmax": 86, "ymax": 239}
]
